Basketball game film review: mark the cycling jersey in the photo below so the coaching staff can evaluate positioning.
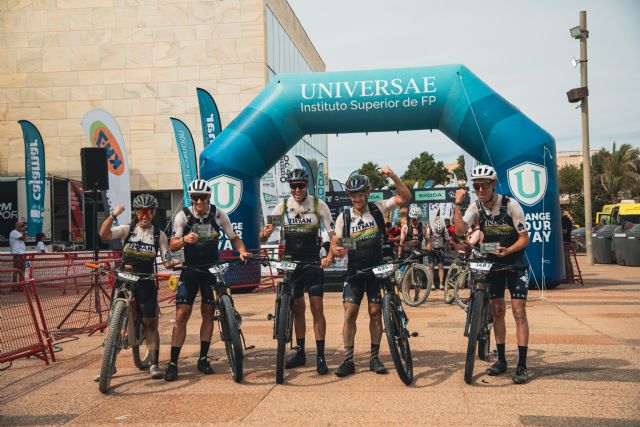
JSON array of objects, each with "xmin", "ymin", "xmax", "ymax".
[
  {"xmin": 110, "ymin": 223, "xmax": 169, "ymax": 274},
  {"xmin": 271, "ymin": 196, "xmax": 334, "ymax": 262},
  {"xmin": 335, "ymin": 198, "xmax": 397, "ymax": 271},
  {"xmin": 463, "ymin": 194, "xmax": 526, "ymax": 264},
  {"xmin": 425, "ymin": 225, "xmax": 450, "ymax": 249},
  {"xmin": 401, "ymin": 222, "xmax": 427, "ymax": 250},
  {"xmin": 172, "ymin": 205, "xmax": 236, "ymax": 266}
]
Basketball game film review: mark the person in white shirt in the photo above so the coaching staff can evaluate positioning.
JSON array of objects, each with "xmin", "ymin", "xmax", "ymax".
[
  {"xmin": 36, "ymin": 233, "xmax": 46, "ymax": 253},
  {"xmin": 9, "ymin": 221, "xmax": 26, "ymax": 281}
]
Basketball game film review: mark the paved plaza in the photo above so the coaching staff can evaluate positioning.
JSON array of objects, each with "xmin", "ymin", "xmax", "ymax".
[{"xmin": 1, "ymin": 256, "xmax": 639, "ymax": 426}]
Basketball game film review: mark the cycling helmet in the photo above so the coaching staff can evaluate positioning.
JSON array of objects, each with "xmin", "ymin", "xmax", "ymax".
[
  {"xmin": 132, "ymin": 193, "xmax": 158, "ymax": 209},
  {"xmin": 408, "ymin": 206, "xmax": 422, "ymax": 220},
  {"xmin": 470, "ymin": 164, "xmax": 497, "ymax": 181},
  {"xmin": 188, "ymin": 179, "xmax": 212, "ymax": 195},
  {"xmin": 287, "ymin": 168, "xmax": 309, "ymax": 183},
  {"xmin": 433, "ymin": 219, "xmax": 445, "ymax": 234},
  {"xmin": 344, "ymin": 174, "xmax": 370, "ymax": 193}
]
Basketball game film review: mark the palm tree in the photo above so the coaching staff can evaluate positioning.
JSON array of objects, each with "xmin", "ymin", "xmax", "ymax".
[{"xmin": 594, "ymin": 142, "xmax": 640, "ymax": 202}]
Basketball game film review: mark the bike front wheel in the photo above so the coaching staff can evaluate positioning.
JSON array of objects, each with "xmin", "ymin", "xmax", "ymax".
[
  {"xmin": 454, "ymin": 270, "xmax": 471, "ymax": 310},
  {"xmin": 219, "ymin": 294, "xmax": 244, "ymax": 382},
  {"xmin": 478, "ymin": 306, "xmax": 492, "ymax": 361},
  {"xmin": 383, "ymin": 293, "xmax": 414, "ymax": 385},
  {"xmin": 401, "ymin": 263, "xmax": 432, "ymax": 307},
  {"xmin": 444, "ymin": 262, "xmax": 460, "ymax": 304},
  {"xmin": 99, "ymin": 299, "xmax": 126, "ymax": 394},
  {"xmin": 275, "ymin": 292, "xmax": 291, "ymax": 384},
  {"xmin": 464, "ymin": 289, "xmax": 485, "ymax": 384}
]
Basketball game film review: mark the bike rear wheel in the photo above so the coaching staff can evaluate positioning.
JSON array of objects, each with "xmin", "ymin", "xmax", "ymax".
[
  {"xmin": 275, "ymin": 292, "xmax": 291, "ymax": 384},
  {"xmin": 464, "ymin": 289, "xmax": 485, "ymax": 384},
  {"xmin": 99, "ymin": 300, "xmax": 126, "ymax": 394},
  {"xmin": 454, "ymin": 270, "xmax": 471, "ymax": 310},
  {"xmin": 383, "ymin": 293, "xmax": 414, "ymax": 385},
  {"xmin": 444, "ymin": 262, "xmax": 460, "ymax": 304},
  {"xmin": 219, "ymin": 294, "xmax": 244, "ymax": 382},
  {"xmin": 401, "ymin": 263, "xmax": 431, "ymax": 307}
]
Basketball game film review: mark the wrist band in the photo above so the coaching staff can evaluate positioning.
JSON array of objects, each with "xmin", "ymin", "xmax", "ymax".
[
  {"xmin": 454, "ymin": 202, "xmax": 463, "ymax": 206},
  {"xmin": 111, "ymin": 213, "xmax": 118, "ymax": 219}
]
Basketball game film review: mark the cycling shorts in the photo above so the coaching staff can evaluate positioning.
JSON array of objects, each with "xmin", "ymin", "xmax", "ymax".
[
  {"xmin": 114, "ymin": 278, "xmax": 158, "ymax": 319},
  {"xmin": 343, "ymin": 273, "xmax": 384, "ymax": 305},
  {"xmin": 291, "ymin": 264, "xmax": 324, "ymax": 299},
  {"xmin": 175, "ymin": 269, "xmax": 216, "ymax": 306},
  {"xmin": 487, "ymin": 269, "xmax": 529, "ymax": 300},
  {"xmin": 428, "ymin": 248, "xmax": 445, "ymax": 265}
]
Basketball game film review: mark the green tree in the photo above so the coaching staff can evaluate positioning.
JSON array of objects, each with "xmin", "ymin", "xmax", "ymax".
[
  {"xmin": 558, "ymin": 165, "xmax": 582, "ymax": 204},
  {"xmin": 452, "ymin": 155, "xmax": 467, "ymax": 181},
  {"xmin": 593, "ymin": 143, "xmax": 640, "ymax": 202},
  {"xmin": 401, "ymin": 151, "xmax": 450, "ymax": 186},
  {"xmin": 357, "ymin": 161, "xmax": 386, "ymax": 190}
]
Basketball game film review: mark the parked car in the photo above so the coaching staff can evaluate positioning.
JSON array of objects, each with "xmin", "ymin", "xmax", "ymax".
[{"xmin": 571, "ymin": 227, "xmax": 586, "ymax": 252}]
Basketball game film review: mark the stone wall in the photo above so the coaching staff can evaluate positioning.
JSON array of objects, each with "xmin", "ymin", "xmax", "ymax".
[{"xmin": 0, "ymin": 0, "xmax": 272, "ymax": 191}]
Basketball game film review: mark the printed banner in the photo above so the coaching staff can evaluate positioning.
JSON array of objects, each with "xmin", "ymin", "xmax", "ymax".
[
  {"xmin": 170, "ymin": 118, "xmax": 198, "ymax": 207},
  {"xmin": 18, "ymin": 120, "xmax": 46, "ymax": 236},
  {"xmin": 295, "ymin": 155, "xmax": 316, "ymax": 196},
  {"xmin": 68, "ymin": 181, "xmax": 84, "ymax": 243},
  {"xmin": 463, "ymin": 151, "xmax": 480, "ymax": 203},
  {"xmin": 316, "ymin": 162, "xmax": 326, "ymax": 201},
  {"xmin": 0, "ymin": 181, "xmax": 19, "ymax": 243},
  {"xmin": 80, "ymin": 109, "xmax": 131, "ymax": 225},
  {"xmin": 196, "ymin": 88, "xmax": 222, "ymax": 149}
]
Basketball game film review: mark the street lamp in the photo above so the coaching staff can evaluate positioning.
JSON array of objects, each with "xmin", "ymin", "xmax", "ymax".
[{"xmin": 568, "ymin": 11, "xmax": 593, "ymax": 266}]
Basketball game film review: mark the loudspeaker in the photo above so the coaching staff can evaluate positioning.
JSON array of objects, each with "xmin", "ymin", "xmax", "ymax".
[{"xmin": 81, "ymin": 147, "xmax": 109, "ymax": 191}]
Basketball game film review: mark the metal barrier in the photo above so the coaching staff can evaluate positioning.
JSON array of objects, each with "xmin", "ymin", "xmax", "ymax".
[{"xmin": 0, "ymin": 269, "xmax": 52, "ymax": 366}]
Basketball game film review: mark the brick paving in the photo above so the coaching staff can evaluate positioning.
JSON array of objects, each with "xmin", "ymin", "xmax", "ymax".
[{"xmin": 1, "ymin": 255, "xmax": 639, "ymax": 426}]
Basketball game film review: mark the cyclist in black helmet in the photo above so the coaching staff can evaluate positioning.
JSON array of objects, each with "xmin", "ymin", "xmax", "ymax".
[
  {"xmin": 98, "ymin": 194, "xmax": 171, "ymax": 380},
  {"xmin": 165, "ymin": 179, "xmax": 251, "ymax": 381},
  {"xmin": 454, "ymin": 164, "xmax": 531, "ymax": 384},
  {"xmin": 260, "ymin": 168, "xmax": 335, "ymax": 375},
  {"xmin": 331, "ymin": 166, "xmax": 411, "ymax": 378}
]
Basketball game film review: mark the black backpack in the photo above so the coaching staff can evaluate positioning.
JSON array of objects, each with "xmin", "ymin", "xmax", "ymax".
[{"xmin": 342, "ymin": 202, "xmax": 387, "ymax": 241}]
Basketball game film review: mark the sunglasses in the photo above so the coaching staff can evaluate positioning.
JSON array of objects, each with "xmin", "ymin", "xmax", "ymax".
[
  {"xmin": 137, "ymin": 208, "xmax": 155, "ymax": 217},
  {"xmin": 290, "ymin": 183, "xmax": 307, "ymax": 190},
  {"xmin": 473, "ymin": 182, "xmax": 492, "ymax": 191},
  {"xmin": 190, "ymin": 194, "xmax": 209, "ymax": 202}
]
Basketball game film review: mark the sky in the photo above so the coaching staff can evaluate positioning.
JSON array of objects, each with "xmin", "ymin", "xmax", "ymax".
[{"xmin": 287, "ymin": 0, "xmax": 640, "ymax": 182}]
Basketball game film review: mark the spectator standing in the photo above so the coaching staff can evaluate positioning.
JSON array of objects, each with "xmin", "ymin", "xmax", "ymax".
[
  {"xmin": 561, "ymin": 210, "xmax": 574, "ymax": 281},
  {"xmin": 9, "ymin": 220, "xmax": 26, "ymax": 281},
  {"xmin": 36, "ymin": 233, "xmax": 46, "ymax": 253}
]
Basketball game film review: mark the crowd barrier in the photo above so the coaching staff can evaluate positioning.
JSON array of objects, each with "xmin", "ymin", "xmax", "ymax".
[
  {"xmin": 0, "ymin": 269, "xmax": 52, "ymax": 366},
  {"xmin": 0, "ymin": 248, "xmax": 283, "ymax": 365}
]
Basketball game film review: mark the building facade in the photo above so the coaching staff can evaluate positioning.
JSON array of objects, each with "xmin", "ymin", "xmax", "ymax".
[{"xmin": 0, "ymin": 0, "xmax": 327, "ymax": 242}]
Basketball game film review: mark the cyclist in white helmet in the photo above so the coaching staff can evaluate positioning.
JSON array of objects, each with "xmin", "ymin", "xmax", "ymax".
[
  {"xmin": 454, "ymin": 164, "xmax": 530, "ymax": 384},
  {"xmin": 397, "ymin": 206, "xmax": 428, "ymax": 258},
  {"xmin": 425, "ymin": 217, "xmax": 453, "ymax": 290},
  {"xmin": 165, "ymin": 178, "xmax": 251, "ymax": 381}
]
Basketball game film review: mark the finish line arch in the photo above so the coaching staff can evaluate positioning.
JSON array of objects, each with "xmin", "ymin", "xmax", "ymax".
[{"xmin": 200, "ymin": 64, "xmax": 563, "ymax": 286}]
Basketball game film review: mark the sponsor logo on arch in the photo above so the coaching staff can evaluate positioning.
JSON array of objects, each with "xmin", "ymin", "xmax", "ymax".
[
  {"xmin": 209, "ymin": 175, "xmax": 243, "ymax": 214},
  {"xmin": 507, "ymin": 162, "xmax": 547, "ymax": 206}
]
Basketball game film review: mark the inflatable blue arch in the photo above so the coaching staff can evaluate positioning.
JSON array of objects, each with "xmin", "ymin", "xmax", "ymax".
[{"xmin": 200, "ymin": 64, "xmax": 563, "ymax": 286}]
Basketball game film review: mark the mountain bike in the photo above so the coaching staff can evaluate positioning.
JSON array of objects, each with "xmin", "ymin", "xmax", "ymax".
[
  {"xmin": 85, "ymin": 263, "xmax": 173, "ymax": 394},
  {"xmin": 264, "ymin": 259, "xmax": 319, "ymax": 384},
  {"xmin": 399, "ymin": 249, "xmax": 433, "ymax": 307},
  {"xmin": 463, "ymin": 259, "xmax": 528, "ymax": 384},
  {"xmin": 351, "ymin": 253, "xmax": 422, "ymax": 385},
  {"xmin": 175, "ymin": 259, "xmax": 254, "ymax": 383}
]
